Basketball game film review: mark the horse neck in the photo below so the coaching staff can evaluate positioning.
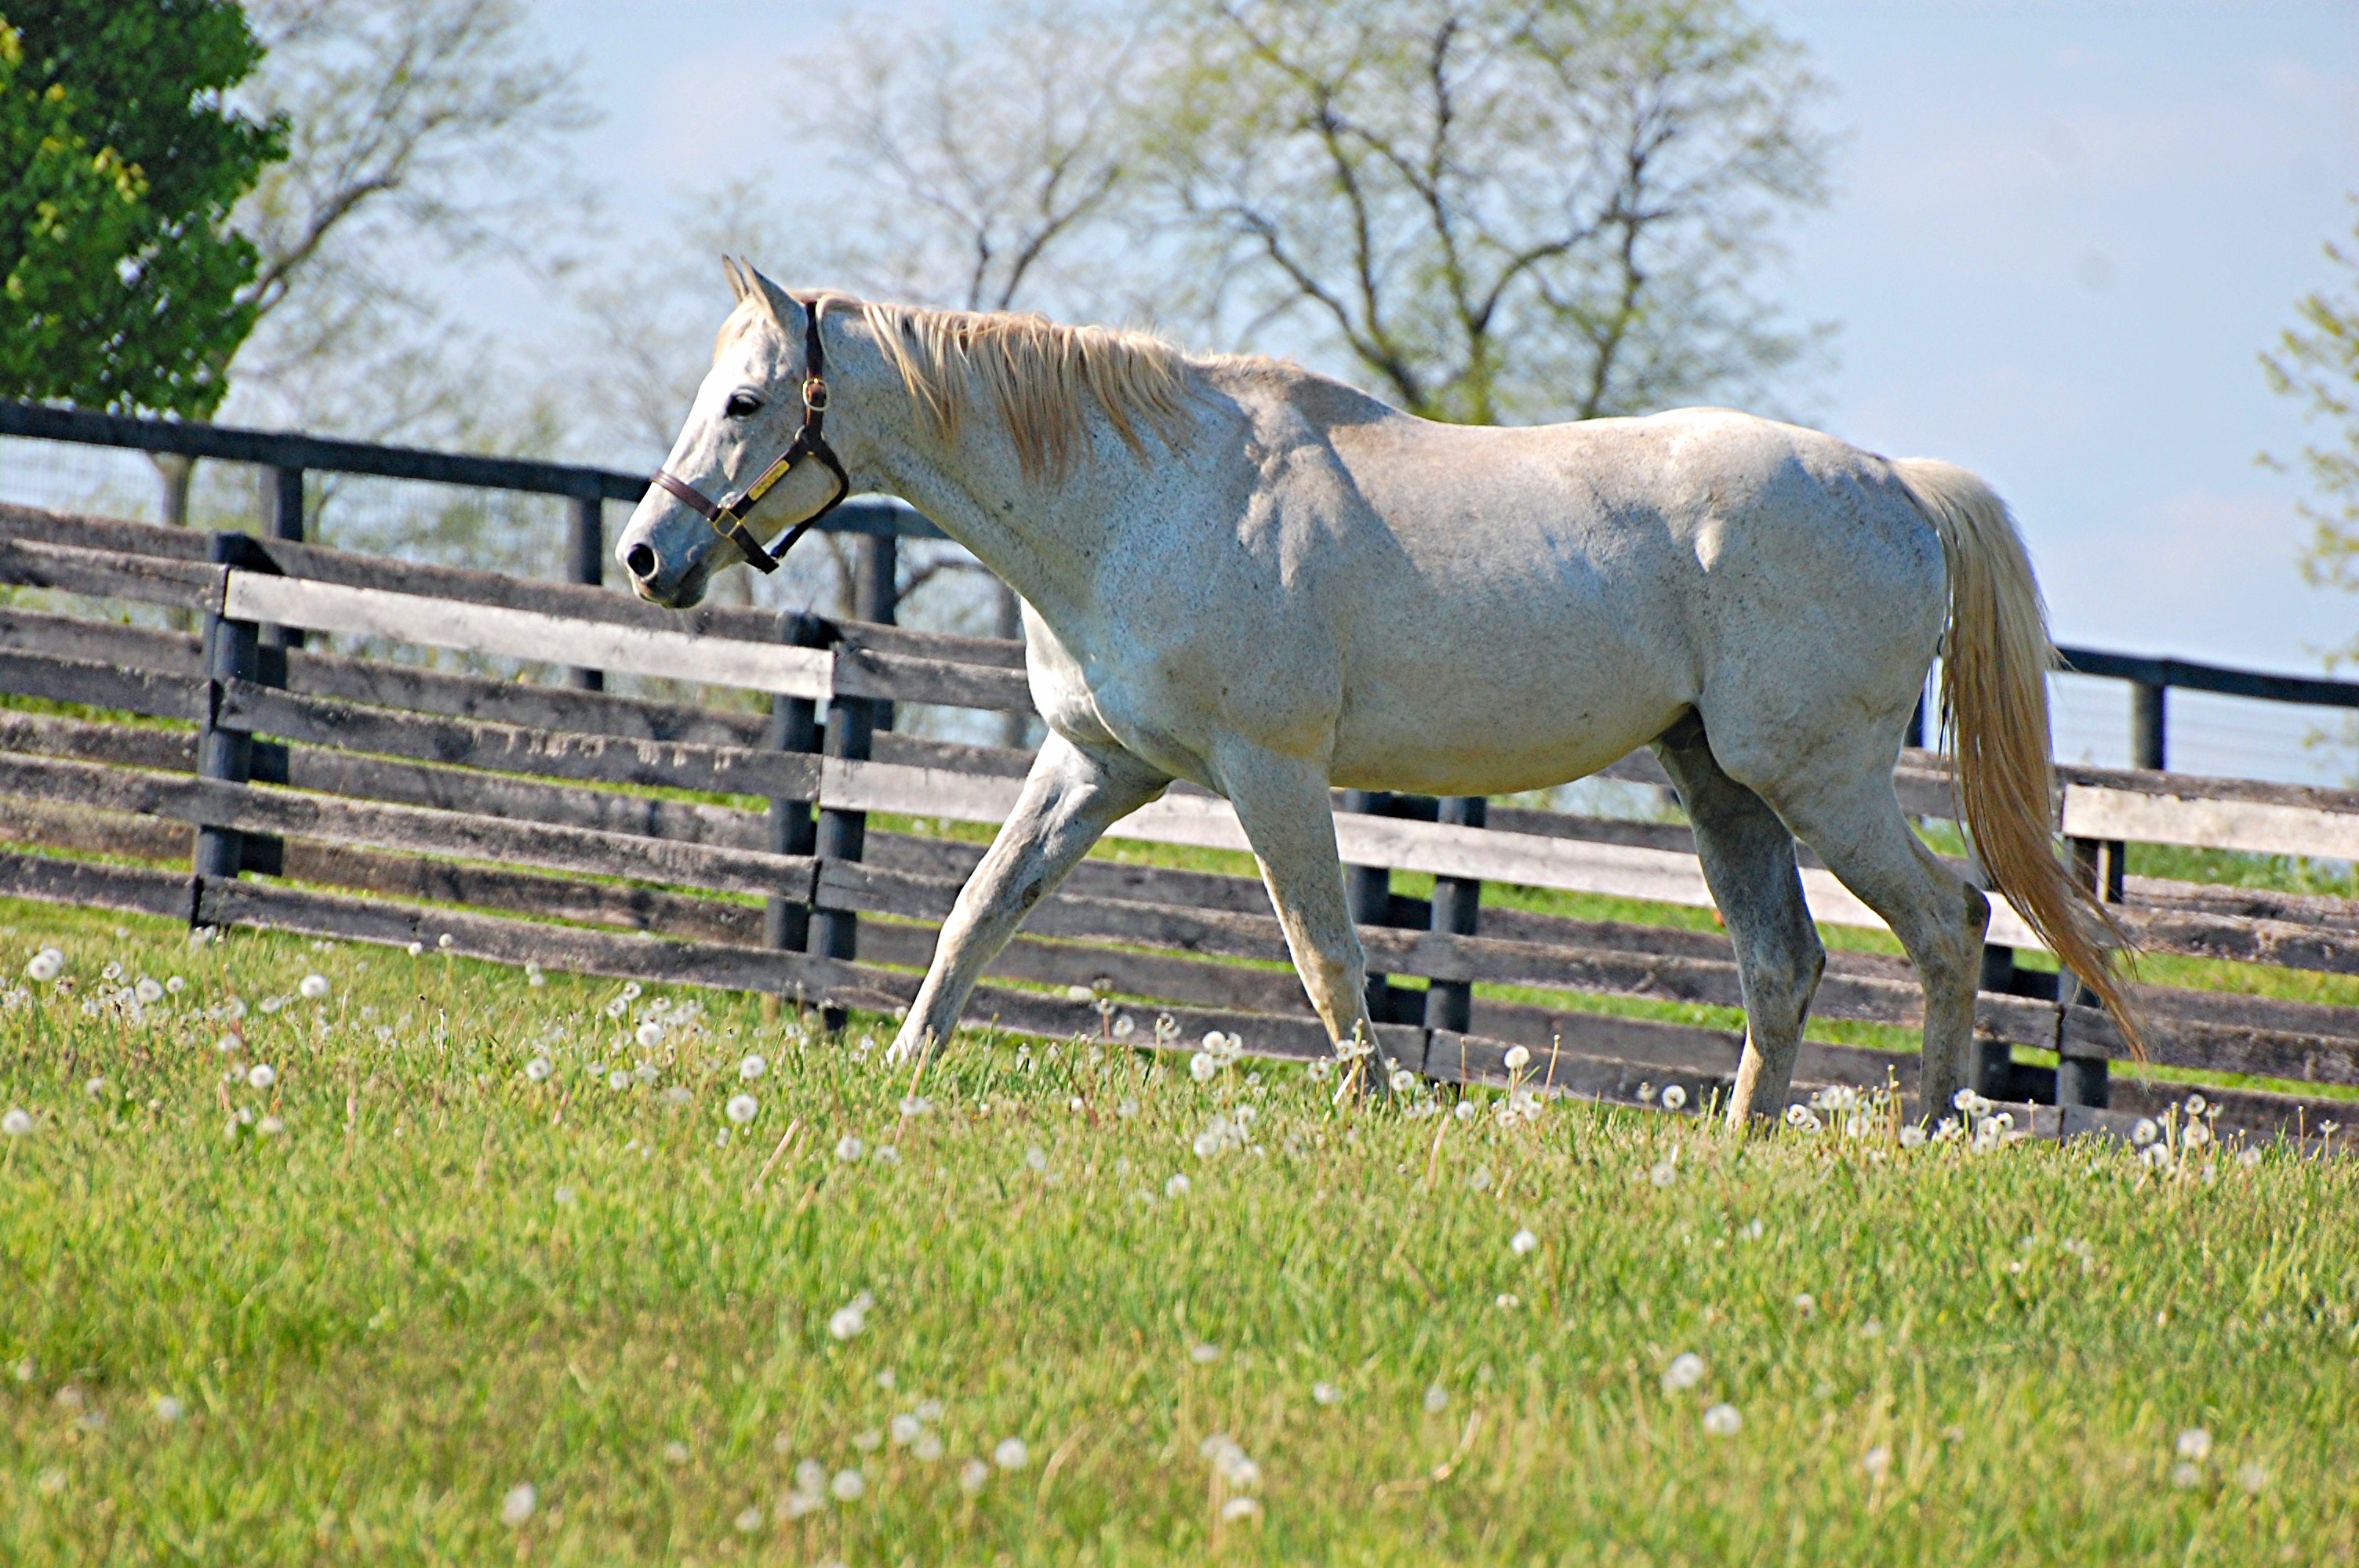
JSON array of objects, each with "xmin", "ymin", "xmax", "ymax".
[{"xmin": 830, "ymin": 336, "xmax": 1124, "ymax": 629}]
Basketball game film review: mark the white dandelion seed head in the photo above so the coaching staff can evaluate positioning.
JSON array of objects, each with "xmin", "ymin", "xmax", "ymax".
[
  {"xmin": 836, "ymin": 1134, "xmax": 865, "ymax": 1161},
  {"xmin": 2132, "ymin": 1118, "xmax": 2160, "ymax": 1146},
  {"xmin": 1660, "ymin": 1352, "xmax": 1706, "ymax": 1394},
  {"xmin": 959, "ymin": 1457, "xmax": 991, "ymax": 1494},
  {"xmin": 135, "ymin": 977, "xmax": 164, "ymax": 1004},
  {"xmin": 2238, "ymin": 1146, "xmax": 2263, "ymax": 1169},
  {"xmin": 1388, "ymin": 1067, "xmax": 1418, "ymax": 1094},
  {"xmin": 900, "ymin": 1094, "xmax": 932, "ymax": 1116},
  {"xmin": 1189, "ymin": 1051, "xmax": 1219, "ymax": 1083},
  {"xmin": 2237, "ymin": 1461, "xmax": 2266, "ymax": 1494},
  {"xmin": 829, "ymin": 1305, "xmax": 867, "ymax": 1341},
  {"xmin": 154, "ymin": 1395, "xmax": 185, "ymax": 1423},
  {"xmin": 1423, "ymin": 1384, "xmax": 1449, "ymax": 1414},
  {"xmin": 738, "ymin": 1054, "xmax": 766, "ymax": 1080},
  {"xmin": 830, "ymin": 1468, "xmax": 865, "ymax": 1501},
  {"xmin": 994, "ymin": 1436, "xmax": 1029, "ymax": 1470},
  {"xmin": 634, "ymin": 1062, "xmax": 660, "ymax": 1084},
  {"xmin": 501, "ymin": 1483, "xmax": 537, "ymax": 1526},
  {"xmin": 1026, "ymin": 1145, "xmax": 1048, "ymax": 1171},
  {"xmin": 1503, "ymin": 1044, "xmax": 1531, "ymax": 1071},
  {"xmin": 2184, "ymin": 1093, "xmax": 2208, "ymax": 1117},
  {"xmin": 1190, "ymin": 1342, "xmax": 1221, "ymax": 1365},
  {"xmin": 2176, "ymin": 1427, "xmax": 2212, "ymax": 1462},
  {"xmin": 2141, "ymin": 1142, "xmax": 2173, "ymax": 1170},
  {"xmin": 1, "ymin": 1107, "xmax": 31, "ymax": 1138},
  {"xmin": 258, "ymin": 1115, "xmax": 284, "ymax": 1136},
  {"xmin": 1165, "ymin": 1173, "xmax": 1190, "ymax": 1198},
  {"xmin": 732, "ymin": 1505, "xmax": 762, "ymax": 1534},
  {"xmin": 607, "ymin": 1070, "xmax": 632, "ymax": 1091},
  {"xmin": 246, "ymin": 1064, "xmax": 276, "ymax": 1090},
  {"xmin": 1660, "ymin": 1083, "xmax": 1688, "ymax": 1112},
  {"xmin": 1863, "ymin": 1445, "xmax": 1892, "ymax": 1479},
  {"xmin": 1898, "ymin": 1125, "xmax": 1928, "ymax": 1149},
  {"xmin": 1701, "ymin": 1403, "xmax": 1741, "ymax": 1436},
  {"xmin": 1220, "ymin": 1495, "xmax": 1262, "ymax": 1522},
  {"xmin": 25, "ymin": 949, "xmax": 61, "ymax": 982},
  {"xmin": 1793, "ymin": 1292, "xmax": 1816, "ymax": 1314},
  {"xmin": 215, "ymin": 1033, "xmax": 241, "ymax": 1055},
  {"xmin": 405, "ymin": 942, "xmax": 423, "ymax": 956},
  {"xmin": 2183, "ymin": 1121, "xmax": 2212, "ymax": 1149},
  {"xmin": 889, "ymin": 1413, "xmax": 923, "ymax": 1446},
  {"xmin": 1510, "ymin": 1228, "xmax": 1539, "ymax": 1256},
  {"xmin": 1649, "ymin": 1161, "xmax": 1677, "ymax": 1187},
  {"xmin": 635, "ymin": 1021, "xmax": 664, "ymax": 1050},
  {"xmin": 912, "ymin": 1430, "xmax": 944, "ymax": 1461},
  {"xmin": 525, "ymin": 1057, "xmax": 553, "ymax": 1082},
  {"xmin": 1313, "ymin": 1381, "xmax": 1341, "ymax": 1406},
  {"xmin": 437, "ymin": 933, "xmax": 454, "ymax": 950},
  {"xmin": 299, "ymin": 974, "xmax": 329, "ymax": 1000},
  {"xmin": 725, "ymin": 1094, "xmax": 758, "ymax": 1124},
  {"xmin": 2170, "ymin": 1461, "xmax": 2201, "ymax": 1489},
  {"xmin": 83, "ymin": 1076, "xmax": 104, "ymax": 1098}
]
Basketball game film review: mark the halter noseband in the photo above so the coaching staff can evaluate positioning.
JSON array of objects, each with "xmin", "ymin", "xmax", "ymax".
[{"xmin": 649, "ymin": 296, "xmax": 851, "ymax": 574}]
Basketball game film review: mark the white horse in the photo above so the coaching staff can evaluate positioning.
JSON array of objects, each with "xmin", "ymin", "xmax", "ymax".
[{"xmin": 618, "ymin": 262, "xmax": 2132, "ymax": 1124}]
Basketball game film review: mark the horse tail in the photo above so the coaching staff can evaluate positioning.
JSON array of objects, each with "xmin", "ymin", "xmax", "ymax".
[{"xmin": 1889, "ymin": 457, "xmax": 2143, "ymax": 1054}]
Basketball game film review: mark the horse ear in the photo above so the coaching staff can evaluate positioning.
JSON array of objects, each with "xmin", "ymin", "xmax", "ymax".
[
  {"xmin": 742, "ymin": 264, "xmax": 797, "ymax": 329},
  {"xmin": 722, "ymin": 256, "xmax": 753, "ymax": 303}
]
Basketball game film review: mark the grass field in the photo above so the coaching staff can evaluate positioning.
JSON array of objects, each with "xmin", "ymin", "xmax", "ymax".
[{"xmin": 4, "ymin": 896, "xmax": 2358, "ymax": 1566}]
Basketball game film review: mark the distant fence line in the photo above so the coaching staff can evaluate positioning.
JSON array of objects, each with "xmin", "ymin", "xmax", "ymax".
[
  {"xmin": 2, "ymin": 499, "xmax": 2358, "ymax": 1144},
  {"xmin": 5, "ymin": 397, "xmax": 2356, "ymax": 777}
]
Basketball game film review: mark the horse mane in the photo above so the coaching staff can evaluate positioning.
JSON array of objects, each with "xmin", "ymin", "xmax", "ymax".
[{"xmin": 841, "ymin": 297, "xmax": 1201, "ymax": 481}]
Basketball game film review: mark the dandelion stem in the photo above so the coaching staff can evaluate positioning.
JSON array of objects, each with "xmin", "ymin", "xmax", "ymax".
[{"xmin": 750, "ymin": 1118, "xmax": 803, "ymax": 1192}]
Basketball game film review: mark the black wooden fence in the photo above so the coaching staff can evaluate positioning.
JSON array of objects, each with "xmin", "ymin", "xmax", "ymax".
[{"xmin": 3, "ymin": 498, "xmax": 2359, "ymax": 1146}]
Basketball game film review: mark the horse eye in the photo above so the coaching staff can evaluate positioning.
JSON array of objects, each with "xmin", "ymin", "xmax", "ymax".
[{"xmin": 724, "ymin": 391, "xmax": 762, "ymax": 419}]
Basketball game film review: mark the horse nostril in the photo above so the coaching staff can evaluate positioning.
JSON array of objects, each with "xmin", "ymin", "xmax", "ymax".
[{"xmin": 624, "ymin": 543, "xmax": 660, "ymax": 582}]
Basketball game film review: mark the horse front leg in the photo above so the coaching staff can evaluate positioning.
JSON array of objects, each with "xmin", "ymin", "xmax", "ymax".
[
  {"xmin": 888, "ymin": 731, "xmax": 1170, "ymax": 1066},
  {"xmin": 1212, "ymin": 741, "xmax": 1391, "ymax": 1093}
]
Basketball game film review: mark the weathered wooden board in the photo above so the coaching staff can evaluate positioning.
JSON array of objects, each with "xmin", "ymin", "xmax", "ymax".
[
  {"xmin": 0, "ymin": 537, "xmax": 224, "ymax": 612},
  {"xmin": 2065, "ymin": 783, "xmax": 2359, "ymax": 862}
]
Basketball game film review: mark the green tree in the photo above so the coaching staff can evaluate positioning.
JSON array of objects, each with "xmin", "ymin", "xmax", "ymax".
[
  {"xmin": 2270, "ymin": 198, "xmax": 2359, "ymax": 646},
  {"xmin": 0, "ymin": 0, "xmax": 284, "ymax": 416}
]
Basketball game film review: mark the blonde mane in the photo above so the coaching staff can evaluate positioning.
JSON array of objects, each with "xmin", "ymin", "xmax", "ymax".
[{"xmin": 846, "ymin": 297, "xmax": 1201, "ymax": 481}]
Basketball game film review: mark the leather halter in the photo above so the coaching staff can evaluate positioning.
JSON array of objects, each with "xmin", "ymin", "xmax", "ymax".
[{"xmin": 650, "ymin": 297, "xmax": 851, "ymax": 574}]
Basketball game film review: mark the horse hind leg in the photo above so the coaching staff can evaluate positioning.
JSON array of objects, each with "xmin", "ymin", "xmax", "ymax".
[
  {"xmin": 1652, "ymin": 714, "xmax": 1826, "ymax": 1129},
  {"xmin": 1748, "ymin": 757, "xmax": 1989, "ymax": 1123}
]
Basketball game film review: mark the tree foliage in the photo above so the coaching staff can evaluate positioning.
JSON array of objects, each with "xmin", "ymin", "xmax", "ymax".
[
  {"xmin": 2270, "ymin": 198, "xmax": 2359, "ymax": 644},
  {"xmin": 1149, "ymin": 0, "xmax": 1832, "ymax": 423},
  {"xmin": 0, "ymin": 0, "xmax": 284, "ymax": 416}
]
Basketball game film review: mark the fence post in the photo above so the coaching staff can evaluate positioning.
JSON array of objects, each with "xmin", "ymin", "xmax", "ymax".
[
  {"xmin": 1339, "ymin": 789, "xmax": 1403, "ymax": 1022},
  {"xmin": 259, "ymin": 464, "xmax": 304, "ymax": 652},
  {"xmin": 853, "ymin": 530, "xmax": 897, "ymax": 731},
  {"xmin": 568, "ymin": 491, "xmax": 605, "ymax": 691},
  {"xmin": 1423, "ymin": 796, "xmax": 1485, "ymax": 1033},
  {"xmin": 811, "ymin": 627, "xmax": 873, "ymax": 1034},
  {"xmin": 191, "ymin": 532, "xmax": 264, "ymax": 924},
  {"xmin": 2054, "ymin": 836, "xmax": 2117, "ymax": 1109},
  {"xmin": 2131, "ymin": 681, "xmax": 2167, "ymax": 771},
  {"xmin": 765, "ymin": 612, "xmax": 828, "ymax": 953}
]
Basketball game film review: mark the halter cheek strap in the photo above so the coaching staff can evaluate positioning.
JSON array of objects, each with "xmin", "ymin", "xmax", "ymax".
[{"xmin": 649, "ymin": 297, "xmax": 852, "ymax": 574}]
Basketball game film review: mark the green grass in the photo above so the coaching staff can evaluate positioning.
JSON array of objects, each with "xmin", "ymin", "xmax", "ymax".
[{"xmin": 5, "ymin": 898, "xmax": 2359, "ymax": 1565}]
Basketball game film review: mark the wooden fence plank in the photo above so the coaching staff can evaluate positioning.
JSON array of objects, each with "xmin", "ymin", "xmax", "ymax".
[
  {"xmin": 221, "ymin": 681, "xmax": 821, "ymax": 799},
  {"xmin": 0, "ymin": 648, "xmax": 202, "ymax": 720},
  {"xmin": 0, "ymin": 537, "xmax": 224, "ymax": 612},
  {"xmin": 2064, "ymin": 783, "xmax": 2359, "ymax": 862},
  {"xmin": 223, "ymin": 573, "xmax": 834, "ymax": 698}
]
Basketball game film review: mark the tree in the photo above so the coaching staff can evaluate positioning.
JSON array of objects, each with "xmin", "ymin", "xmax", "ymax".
[
  {"xmin": 0, "ymin": 0, "xmax": 283, "ymax": 416},
  {"xmin": 2270, "ymin": 197, "xmax": 2359, "ymax": 649},
  {"xmin": 1146, "ymin": 0, "xmax": 1831, "ymax": 423}
]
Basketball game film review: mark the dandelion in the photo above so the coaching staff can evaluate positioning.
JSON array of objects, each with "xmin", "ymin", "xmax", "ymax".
[
  {"xmin": 1165, "ymin": 1173, "xmax": 1190, "ymax": 1198},
  {"xmin": 1112, "ymin": 1014, "xmax": 1136, "ymax": 1039},
  {"xmin": 725, "ymin": 1094, "xmax": 758, "ymax": 1124},
  {"xmin": 2140, "ymin": 1143, "xmax": 2172, "ymax": 1171},
  {"xmin": 733, "ymin": 1505, "xmax": 762, "ymax": 1534},
  {"xmin": 1793, "ymin": 1292, "xmax": 1816, "ymax": 1314},
  {"xmin": 1701, "ymin": 1403, "xmax": 1742, "ymax": 1436},
  {"xmin": 1201, "ymin": 1433, "xmax": 1261, "ymax": 1490},
  {"xmin": 1863, "ymin": 1445, "xmax": 1891, "ymax": 1479},
  {"xmin": 135, "ymin": 977, "xmax": 164, "ymax": 1004},
  {"xmin": 831, "ymin": 1469, "xmax": 865, "ymax": 1501},
  {"xmin": 2, "ymin": 1107, "xmax": 31, "ymax": 1137},
  {"xmin": 2176, "ymin": 1428, "xmax": 2212, "ymax": 1462},
  {"xmin": 1220, "ymin": 1496, "xmax": 1262, "ymax": 1522},
  {"xmin": 406, "ymin": 942, "xmax": 423, "ymax": 957},
  {"xmin": 501, "ymin": 1483, "xmax": 538, "ymax": 1526},
  {"xmin": 608, "ymin": 1069, "xmax": 633, "ymax": 1091},
  {"xmin": 524, "ymin": 1057, "xmax": 553, "ymax": 1083},
  {"xmin": 1189, "ymin": 1052, "xmax": 1219, "ymax": 1083},
  {"xmin": 1423, "ymin": 1385, "xmax": 1450, "ymax": 1414},
  {"xmin": 959, "ymin": 1458, "xmax": 991, "ymax": 1494},
  {"xmin": 83, "ymin": 1076, "xmax": 104, "ymax": 1098},
  {"xmin": 1313, "ymin": 1381, "xmax": 1341, "ymax": 1406},
  {"xmin": 2132, "ymin": 1119, "xmax": 2160, "ymax": 1146},
  {"xmin": 1510, "ymin": 1228, "xmax": 1538, "ymax": 1256},
  {"xmin": 2184, "ymin": 1093, "xmax": 2208, "ymax": 1116},
  {"xmin": 1389, "ymin": 1067, "xmax": 1418, "ymax": 1094},
  {"xmin": 739, "ymin": 1054, "xmax": 767, "ymax": 1080},
  {"xmin": 2237, "ymin": 1461, "xmax": 2266, "ymax": 1494},
  {"xmin": 2171, "ymin": 1462, "xmax": 2201, "ymax": 1489},
  {"xmin": 1660, "ymin": 1083, "xmax": 1688, "ymax": 1112},
  {"xmin": 890, "ymin": 1413, "xmax": 924, "ymax": 1446},
  {"xmin": 900, "ymin": 1094, "xmax": 932, "ymax": 1116},
  {"xmin": 663, "ymin": 1440, "xmax": 690, "ymax": 1465},
  {"xmin": 912, "ymin": 1431, "xmax": 945, "ymax": 1462},
  {"xmin": 2238, "ymin": 1145, "xmax": 2262, "ymax": 1170},
  {"xmin": 634, "ymin": 1021, "xmax": 663, "ymax": 1051},
  {"xmin": 1495, "ymin": 1292, "xmax": 1520, "ymax": 1309},
  {"xmin": 554, "ymin": 1185, "xmax": 578, "ymax": 1207},
  {"xmin": 663, "ymin": 1085, "xmax": 692, "ymax": 1107},
  {"xmin": 1453, "ymin": 1100, "xmax": 1477, "ymax": 1123},
  {"xmin": 1190, "ymin": 1342, "xmax": 1223, "ymax": 1365},
  {"xmin": 25, "ymin": 949, "xmax": 61, "ymax": 982},
  {"xmin": 258, "ymin": 1115, "xmax": 285, "ymax": 1136},
  {"xmin": 1898, "ymin": 1125, "xmax": 1927, "ymax": 1149},
  {"xmin": 2183, "ymin": 1121, "xmax": 2212, "ymax": 1149},
  {"xmin": 1660, "ymin": 1352, "xmax": 1705, "ymax": 1394},
  {"xmin": 1785, "ymin": 1105, "xmax": 1821, "ymax": 1133},
  {"xmin": 830, "ymin": 1303, "xmax": 868, "ymax": 1341},
  {"xmin": 836, "ymin": 1134, "xmax": 865, "ymax": 1160},
  {"xmin": 1026, "ymin": 1145, "xmax": 1049, "ymax": 1171},
  {"xmin": 994, "ymin": 1436, "xmax": 1029, "ymax": 1470},
  {"xmin": 1503, "ymin": 1044, "xmax": 1531, "ymax": 1071},
  {"xmin": 299, "ymin": 974, "xmax": 329, "ymax": 1000},
  {"xmin": 1650, "ymin": 1160, "xmax": 1677, "ymax": 1187},
  {"xmin": 633, "ymin": 1062, "xmax": 660, "ymax": 1084},
  {"xmin": 438, "ymin": 933, "xmax": 454, "ymax": 950}
]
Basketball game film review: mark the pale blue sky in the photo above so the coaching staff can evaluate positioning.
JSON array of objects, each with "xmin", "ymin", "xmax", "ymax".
[{"xmin": 502, "ymin": 2, "xmax": 2357, "ymax": 721}]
